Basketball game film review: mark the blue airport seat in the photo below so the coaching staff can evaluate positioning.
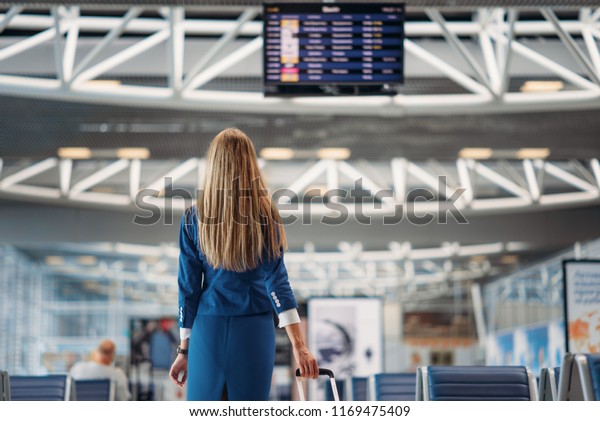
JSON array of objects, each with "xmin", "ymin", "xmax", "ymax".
[
  {"xmin": 74, "ymin": 379, "xmax": 114, "ymax": 401},
  {"xmin": 558, "ymin": 353, "xmax": 584, "ymax": 400},
  {"xmin": 421, "ymin": 366, "xmax": 537, "ymax": 401},
  {"xmin": 539, "ymin": 367, "xmax": 559, "ymax": 401},
  {"xmin": 347, "ymin": 377, "xmax": 369, "ymax": 401},
  {"xmin": 586, "ymin": 354, "xmax": 600, "ymax": 400},
  {"xmin": 9, "ymin": 374, "xmax": 71, "ymax": 401},
  {"xmin": 325, "ymin": 379, "xmax": 344, "ymax": 401},
  {"xmin": 1, "ymin": 370, "xmax": 10, "ymax": 401},
  {"xmin": 372, "ymin": 373, "xmax": 416, "ymax": 401},
  {"xmin": 574, "ymin": 353, "xmax": 600, "ymax": 401}
]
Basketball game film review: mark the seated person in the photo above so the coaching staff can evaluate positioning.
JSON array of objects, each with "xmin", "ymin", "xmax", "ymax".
[{"xmin": 70, "ymin": 339, "xmax": 131, "ymax": 401}]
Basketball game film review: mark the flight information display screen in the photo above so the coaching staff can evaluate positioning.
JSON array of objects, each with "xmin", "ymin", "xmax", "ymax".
[{"xmin": 263, "ymin": 3, "xmax": 404, "ymax": 96}]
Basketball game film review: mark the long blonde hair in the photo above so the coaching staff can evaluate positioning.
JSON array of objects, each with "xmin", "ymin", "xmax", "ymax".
[{"xmin": 197, "ymin": 128, "xmax": 287, "ymax": 272}]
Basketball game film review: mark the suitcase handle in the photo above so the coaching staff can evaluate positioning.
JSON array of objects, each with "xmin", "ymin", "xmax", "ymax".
[
  {"xmin": 295, "ymin": 368, "xmax": 334, "ymax": 378},
  {"xmin": 294, "ymin": 368, "xmax": 339, "ymax": 401}
]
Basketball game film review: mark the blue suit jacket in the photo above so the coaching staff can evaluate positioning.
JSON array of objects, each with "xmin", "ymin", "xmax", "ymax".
[{"xmin": 177, "ymin": 207, "xmax": 298, "ymax": 329}]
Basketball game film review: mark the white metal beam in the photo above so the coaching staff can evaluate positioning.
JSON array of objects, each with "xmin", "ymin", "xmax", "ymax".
[
  {"xmin": 404, "ymin": 38, "xmax": 490, "ymax": 96},
  {"xmin": 480, "ymin": 29, "xmax": 501, "ymax": 95},
  {"xmin": 425, "ymin": 9, "xmax": 493, "ymax": 94},
  {"xmin": 59, "ymin": 159, "xmax": 72, "ymax": 195},
  {"xmin": 168, "ymin": 7, "xmax": 185, "ymax": 93},
  {"xmin": 1, "ymin": 184, "xmax": 61, "ymax": 198},
  {"xmin": 0, "ymin": 27, "xmax": 58, "ymax": 62},
  {"xmin": 144, "ymin": 158, "xmax": 199, "ymax": 193},
  {"xmin": 0, "ymin": 6, "xmax": 24, "ymax": 34},
  {"xmin": 4, "ymin": 157, "xmax": 600, "ymax": 215},
  {"xmin": 542, "ymin": 8, "xmax": 600, "ymax": 85},
  {"xmin": 391, "ymin": 158, "xmax": 407, "ymax": 204},
  {"xmin": 0, "ymin": 158, "xmax": 58, "ymax": 189},
  {"xmin": 1, "ymin": 6, "xmax": 600, "ymax": 117},
  {"xmin": 72, "ymin": 8, "xmax": 143, "ymax": 79},
  {"xmin": 407, "ymin": 161, "xmax": 457, "ymax": 199},
  {"xmin": 326, "ymin": 159, "xmax": 338, "ymax": 193},
  {"xmin": 0, "ymin": 11, "xmax": 595, "ymax": 38},
  {"xmin": 582, "ymin": 25, "xmax": 600, "ymax": 77},
  {"xmin": 498, "ymin": 9, "xmax": 518, "ymax": 96},
  {"xmin": 523, "ymin": 159, "xmax": 541, "ymax": 202},
  {"xmin": 184, "ymin": 36, "xmax": 262, "ymax": 92},
  {"xmin": 492, "ymin": 31, "xmax": 599, "ymax": 92},
  {"xmin": 69, "ymin": 159, "xmax": 130, "ymax": 197},
  {"xmin": 468, "ymin": 160, "xmax": 531, "ymax": 200},
  {"xmin": 337, "ymin": 160, "xmax": 388, "ymax": 198},
  {"xmin": 536, "ymin": 160, "xmax": 598, "ymax": 193},
  {"xmin": 456, "ymin": 158, "xmax": 474, "ymax": 206},
  {"xmin": 52, "ymin": 7, "xmax": 65, "ymax": 83},
  {"xmin": 182, "ymin": 8, "xmax": 259, "ymax": 90},
  {"xmin": 62, "ymin": 7, "xmax": 79, "ymax": 83},
  {"xmin": 283, "ymin": 160, "xmax": 329, "ymax": 201},
  {"xmin": 72, "ymin": 28, "xmax": 170, "ymax": 85},
  {"xmin": 129, "ymin": 159, "xmax": 141, "ymax": 200},
  {"xmin": 591, "ymin": 159, "xmax": 600, "ymax": 189}
]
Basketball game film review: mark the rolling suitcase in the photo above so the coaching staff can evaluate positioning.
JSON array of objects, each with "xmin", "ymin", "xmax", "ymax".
[{"xmin": 295, "ymin": 368, "xmax": 340, "ymax": 401}]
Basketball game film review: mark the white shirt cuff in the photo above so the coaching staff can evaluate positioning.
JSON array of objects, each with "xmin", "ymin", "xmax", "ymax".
[
  {"xmin": 180, "ymin": 327, "xmax": 192, "ymax": 341},
  {"xmin": 278, "ymin": 308, "xmax": 301, "ymax": 328}
]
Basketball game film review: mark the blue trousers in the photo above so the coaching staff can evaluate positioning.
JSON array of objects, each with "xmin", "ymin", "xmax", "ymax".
[{"xmin": 187, "ymin": 311, "xmax": 275, "ymax": 401}]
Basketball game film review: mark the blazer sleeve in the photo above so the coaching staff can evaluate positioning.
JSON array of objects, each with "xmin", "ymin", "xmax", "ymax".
[
  {"xmin": 177, "ymin": 209, "xmax": 204, "ymax": 329},
  {"xmin": 264, "ymin": 252, "xmax": 298, "ymax": 314}
]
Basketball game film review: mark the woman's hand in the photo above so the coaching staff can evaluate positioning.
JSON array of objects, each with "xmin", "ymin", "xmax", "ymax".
[
  {"xmin": 293, "ymin": 344, "xmax": 319, "ymax": 379},
  {"xmin": 169, "ymin": 354, "xmax": 188, "ymax": 388},
  {"xmin": 285, "ymin": 322, "xmax": 319, "ymax": 379}
]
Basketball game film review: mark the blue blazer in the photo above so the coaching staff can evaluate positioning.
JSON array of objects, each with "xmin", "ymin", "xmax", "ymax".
[{"xmin": 177, "ymin": 207, "xmax": 298, "ymax": 329}]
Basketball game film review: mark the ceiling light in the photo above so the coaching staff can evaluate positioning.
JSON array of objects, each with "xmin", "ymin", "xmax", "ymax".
[
  {"xmin": 500, "ymin": 254, "xmax": 520, "ymax": 265},
  {"xmin": 305, "ymin": 185, "xmax": 328, "ymax": 196},
  {"xmin": 516, "ymin": 148, "xmax": 550, "ymax": 160},
  {"xmin": 90, "ymin": 187, "xmax": 116, "ymax": 193},
  {"xmin": 45, "ymin": 256, "xmax": 65, "ymax": 266},
  {"xmin": 85, "ymin": 80, "xmax": 122, "ymax": 88},
  {"xmin": 58, "ymin": 147, "xmax": 92, "ymax": 160},
  {"xmin": 316, "ymin": 148, "xmax": 351, "ymax": 160},
  {"xmin": 458, "ymin": 148, "xmax": 493, "ymax": 160},
  {"xmin": 260, "ymin": 148, "xmax": 295, "ymax": 160},
  {"xmin": 77, "ymin": 255, "xmax": 97, "ymax": 266},
  {"xmin": 520, "ymin": 80, "xmax": 564, "ymax": 93},
  {"xmin": 116, "ymin": 147, "xmax": 151, "ymax": 160}
]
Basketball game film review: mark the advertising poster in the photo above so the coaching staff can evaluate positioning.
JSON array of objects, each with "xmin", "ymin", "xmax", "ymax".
[
  {"xmin": 308, "ymin": 298, "xmax": 383, "ymax": 399},
  {"xmin": 563, "ymin": 260, "xmax": 600, "ymax": 353}
]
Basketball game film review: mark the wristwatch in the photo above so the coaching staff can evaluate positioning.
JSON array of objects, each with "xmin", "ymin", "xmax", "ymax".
[{"xmin": 176, "ymin": 346, "xmax": 188, "ymax": 356}]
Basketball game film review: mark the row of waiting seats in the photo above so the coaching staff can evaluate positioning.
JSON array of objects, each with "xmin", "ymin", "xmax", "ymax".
[
  {"xmin": 329, "ymin": 353, "xmax": 599, "ymax": 401},
  {"xmin": 330, "ymin": 368, "xmax": 535, "ymax": 401},
  {"xmin": 333, "ymin": 373, "xmax": 418, "ymax": 401},
  {"xmin": 3, "ymin": 353, "xmax": 598, "ymax": 401},
  {"xmin": 0, "ymin": 372, "xmax": 114, "ymax": 401},
  {"xmin": 539, "ymin": 353, "xmax": 600, "ymax": 401}
]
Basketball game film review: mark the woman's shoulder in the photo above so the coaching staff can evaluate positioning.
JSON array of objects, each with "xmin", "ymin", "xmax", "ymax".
[
  {"xmin": 184, "ymin": 204, "xmax": 198, "ymax": 218},
  {"xmin": 181, "ymin": 205, "xmax": 200, "ymax": 233}
]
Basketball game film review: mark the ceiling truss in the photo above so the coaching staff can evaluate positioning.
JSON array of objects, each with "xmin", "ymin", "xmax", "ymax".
[
  {"xmin": 1, "ymin": 157, "xmax": 600, "ymax": 215},
  {"xmin": 23, "ymin": 238, "xmax": 530, "ymax": 302},
  {"xmin": 0, "ymin": 6, "xmax": 598, "ymax": 115}
]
